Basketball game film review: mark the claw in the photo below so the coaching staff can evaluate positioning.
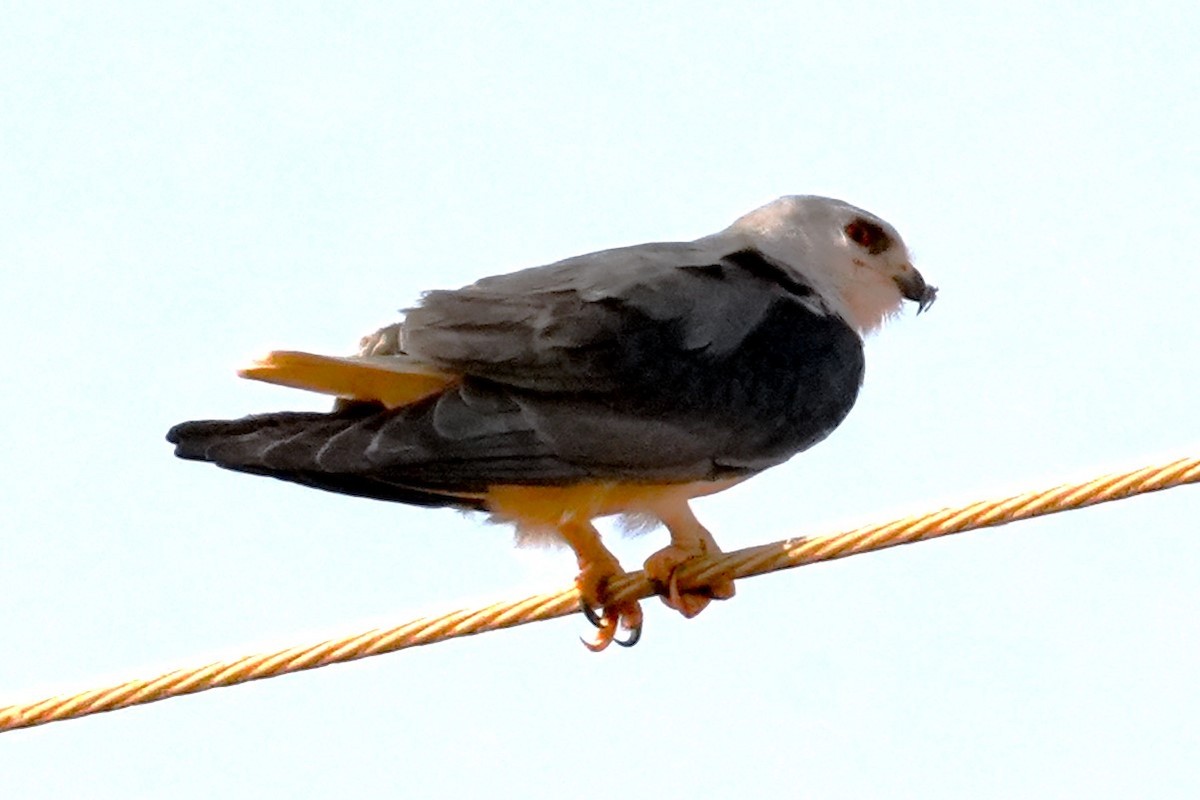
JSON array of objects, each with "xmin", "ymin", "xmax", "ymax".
[
  {"xmin": 557, "ymin": 518, "xmax": 644, "ymax": 651},
  {"xmin": 580, "ymin": 619, "xmax": 618, "ymax": 652},
  {"xmin": 578, "ymin": 601, "xmax": 642, "ymax": 650},
  {"xmin": 614, "ymin": 621, "xmax": 641, "ymax": 648},
  {"xmin": 579, "ymin": 599, "xmax": 604, "ymax": 629}
]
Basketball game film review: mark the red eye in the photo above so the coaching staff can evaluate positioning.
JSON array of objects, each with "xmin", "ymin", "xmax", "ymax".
[{"xmin": 844, "ymin": 218, "xmax": 892, "ymax": 255}]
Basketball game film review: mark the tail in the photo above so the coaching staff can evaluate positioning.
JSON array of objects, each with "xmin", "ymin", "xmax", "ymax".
[
  {"xmin": 239, "ymin": 350, "xmax": 456, "ymax": 409},
  {"xmin": 166, "ymin": 402, "xmax": 486, "ymax": 510}
]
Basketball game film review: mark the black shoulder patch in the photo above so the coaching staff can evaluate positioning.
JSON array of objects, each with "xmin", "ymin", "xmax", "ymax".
[
  {"xmin": 680, "ymin": 262, "xmax": 726, "ymax": 279},
  {"xmin": 722, "ymin": 248, "xmax": 815, "ymax": 299}
]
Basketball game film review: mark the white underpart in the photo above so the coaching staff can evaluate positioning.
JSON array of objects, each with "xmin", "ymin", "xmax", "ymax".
[{"xmin": 716, "ymin": 195, "xmax": 915, "ymax": 335}]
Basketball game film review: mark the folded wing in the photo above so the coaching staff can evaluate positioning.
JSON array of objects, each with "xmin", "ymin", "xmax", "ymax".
[{"xmin": 169, "ymin": 241, "xmax": 865, "ymax": 503}]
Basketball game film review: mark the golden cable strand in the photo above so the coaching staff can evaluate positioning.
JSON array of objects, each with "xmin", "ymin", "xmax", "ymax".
[
  {"xmin": 2, "ymin": 455, "xmax": 1197, "ymax": 733},
  {"xmin": 667, "ymin": 455, "xmax": 1200, "ymax": 594}
]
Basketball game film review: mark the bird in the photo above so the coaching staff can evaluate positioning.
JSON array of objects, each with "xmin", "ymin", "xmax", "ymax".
[{"xmin": 167, "ymin": 195, "xmax": 936, "ymax": 651}]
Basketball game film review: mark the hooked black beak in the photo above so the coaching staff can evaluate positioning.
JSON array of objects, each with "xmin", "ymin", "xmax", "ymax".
[{"xmin": 895, "ymin": 268, "xmax": 937, "ymax": 314}]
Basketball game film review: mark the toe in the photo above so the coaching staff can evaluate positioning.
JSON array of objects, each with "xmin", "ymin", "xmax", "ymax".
[
  {"xmin": 670, "ymin": 592, "xmax": 711, "ymax": 619},
  {"xmin": 644, "ymin": 545, "xmax": 735, "ymax": 618},
  {"xmin": 708, "ymin": 576, "xmax": 736, "ymax": 601},
  {"xmin": 643, "ymin": 545, "xmax": 691, "ymax": 590}
]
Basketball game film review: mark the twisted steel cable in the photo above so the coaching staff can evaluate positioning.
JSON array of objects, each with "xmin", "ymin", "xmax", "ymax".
[{"xmin": 2, "ymin": 455, "xmax": 1197, "ymax": 733}]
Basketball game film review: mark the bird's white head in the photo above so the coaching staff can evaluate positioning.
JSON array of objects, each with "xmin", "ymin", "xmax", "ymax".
[{"xmin": 725, "ymin": 195, "xmax": 936, "ymax": 335}]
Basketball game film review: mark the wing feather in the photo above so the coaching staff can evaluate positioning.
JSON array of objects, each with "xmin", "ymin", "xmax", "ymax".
[{"xmin": 170, "ymin": 241, "xmax": 864, "ymax": 501}]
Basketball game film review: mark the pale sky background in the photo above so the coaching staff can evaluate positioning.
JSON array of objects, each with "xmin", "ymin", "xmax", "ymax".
[{"xmin": 3, "ymin": 2, "xmax": 1199, "ymax": 797}]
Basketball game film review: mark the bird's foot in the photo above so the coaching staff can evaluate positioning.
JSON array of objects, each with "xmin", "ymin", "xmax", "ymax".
[
  {"xmin": 644, "ymin": 543, "xmax": 736, "ymax": 619},
  {"xmin": 576, "ymin": 558, "xmax": 643, "ymax": 652}
]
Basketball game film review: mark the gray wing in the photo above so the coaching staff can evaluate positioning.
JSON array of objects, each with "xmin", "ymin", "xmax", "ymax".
[
  {"xmin": 402, "ymin": 241, "xmax": 816, "ymax": 392},
  {"xmin": 169, "ymin": 242, "xmax": 865, "ymax": 502},
  {"xmin": 399, "ymin": 240, "xmax": 865, "ymax": 476}
]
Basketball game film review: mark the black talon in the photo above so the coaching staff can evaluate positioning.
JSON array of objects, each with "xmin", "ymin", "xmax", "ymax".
[
  {"xmin": 615, "ymin": 622, "xmax": 642, "ymax": 648},
  {"xmin": 579, "ymin": 599, "xmax": 604, "ymax": 628}
]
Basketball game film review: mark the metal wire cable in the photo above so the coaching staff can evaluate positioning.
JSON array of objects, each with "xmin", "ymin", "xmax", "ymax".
[{"xmin": 2, "ymin": 454, "xmax": 1197, "ymax": 733}]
